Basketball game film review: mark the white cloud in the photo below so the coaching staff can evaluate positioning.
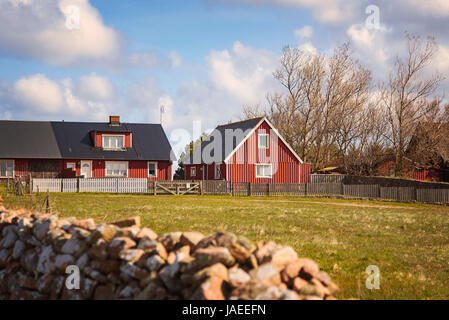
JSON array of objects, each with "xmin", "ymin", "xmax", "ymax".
[
  {"xmin": 400, "ymin": 0, "xmax": 449, "ymax": 17},
  {"xmin": 127, "ymin": 77, "xmax": 177, "ymax": 127},
  {"xmin": 13, "ymin": 74, "xmax": 64, "ymax": 113},
  {"xmin": 1, "ymin": 73, "xmax": 119, "ymax": 121},
  {"xmin": 169, "ymin": 51, "xmax": 183, "ymax": 69},
  {"xmin": 346, "ymin": 24, "xmax": 391, "ymax": 78},
  {"xmin": 75, "ymin": 73, "xmax": 116, "ymax": 101},
  {"xmin": 206, "ymin": 41, "xmax": 277, "ymax": 103},
  {"xmin": 0, "ymin": 0, "xmax": 124, "ymax": 67},
  {"xmin": 294, "ymin": 25, "xmax": 314, "ymax": 40},
  {"xmin": 127, "ymin": 52, "xmax": 159, "ymax": 68},
  {"xmin": 222, "ymin": 0, "xmax": 359, "ymax": 24}
]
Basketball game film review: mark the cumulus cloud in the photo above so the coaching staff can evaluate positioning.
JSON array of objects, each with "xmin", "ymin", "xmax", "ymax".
[
  {"xmin": 0, "ymin": 73, "xmax": 119, "ymax": 121},
  {"xmin": 294, "ymin": 25, "xmax": 314, "ymax": 40},
  {"xmin": 127, "ymin": 77, "xmax": 176, "ymax": 127},
  {"xmin": 13, "ymin": 74, "xmax": 64, "ymax": 113},
  {"xmin": 0, "ymin": 0, "xmax": 175, "ymax": 70},
  {"xmin": 75, "ymin": 73, "xmax": 116, "ymax": 101},
  {"xmin": 0, "ymin": 0, "xmax": 124, "ymax": 67},
  {"xmin": 218, "ymin": 0, "xmax": 359, "ymax": 24},
  {"xmin": 206, "ymin": 41, "xmax": 277, "ymax": 103},
  {"xmin": 169, "ymin": 51, "xmax": 183, "ymax": 69},
  {"xmin": 127, "ymin": 52, "xmax": 160, "ymax": 68}
]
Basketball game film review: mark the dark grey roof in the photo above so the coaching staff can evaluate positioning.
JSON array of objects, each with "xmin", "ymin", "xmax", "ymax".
[
  {"xmin": 0, "ymin": 120, "xmax": 176, "ymax": 161},
  {"xmin": 185, "ymin": 117, "xmax": 263, "ymax": 164},
  {"xmin": 0, "ymin": 121, "xmax": 62, "ymax": 159}
]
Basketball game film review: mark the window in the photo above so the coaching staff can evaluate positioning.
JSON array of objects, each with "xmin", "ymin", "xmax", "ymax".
[
  {"xmin": 258, "ymin": 134, "xmax": 269, "ymax": 149},
  {"xmin": 105, "ymin": 161, "xmax": 128, "ymax": 177},
  {"xmin": 148, "ymin": 162, "xmax": 158, "ymax": 178},
  {"xmin": 190, "ymin": 167, "xmax": 196, "ymax": 177},
  {"xmin": 0, "ymin": 160, "xmax": 14, "ymax": 178},
  {"xmin": 215, "ymin": 164, "xmax": 221, "ymax": 179},
  {"xmin": 103, "ymin": 135, "xmax": 125, "ymax": 150},
  {"xmin": 67, "ymin": 162, "xmax": 75, "ymax": 170},
  {"xmin": 255, "ymin": 164, "xmax": 272, "ymax": 178}
]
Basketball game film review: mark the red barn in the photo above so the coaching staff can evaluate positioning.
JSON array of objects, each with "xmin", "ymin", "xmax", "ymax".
[
  {"xmin": 0, "ymin": 116, "xmax": 175, "ymax": 182},
  {"xmin": 184, "ymin": 117, "xmax": 310, "ymax": 183}
]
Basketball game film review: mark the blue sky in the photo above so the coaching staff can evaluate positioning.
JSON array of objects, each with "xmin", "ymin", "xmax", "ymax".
[{"xmin": 0, "ymin": 0, "xmax": 448, "ymax": 156}]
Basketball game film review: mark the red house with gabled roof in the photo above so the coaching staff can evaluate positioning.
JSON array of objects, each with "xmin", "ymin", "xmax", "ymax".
[
  {"xmin": 184, "ymin": 117, "xmax": 311, "ymax": 183},
  {"xmin": 0, "ymin": 116, "xmax": 176, "ymax": 182}
]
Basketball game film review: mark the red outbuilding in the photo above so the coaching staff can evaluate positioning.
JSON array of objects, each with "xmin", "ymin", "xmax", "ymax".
[{"xmin": 184, "ymin": 117, "xmax": 311, "ymax": 183}]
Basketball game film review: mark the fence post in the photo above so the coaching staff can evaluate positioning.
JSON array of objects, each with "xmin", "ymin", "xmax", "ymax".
[
  {"xmin": 304, "ymin": 183, "xmax": 308, "ymax": 197},
  {"xmin": 29, "ymin": 174, "xmax": 32, "ymax": 194},
  {"xmin": 176, "ymin": 183, "xmax": 180, "ymax": 195},
  {"xmin": 267, "ymin": 183, "xmax": 271, "ymax": 197},
  {"xmin": 248, "ymin": 183, "xmax": 252, "ymax": 197},
  {"xmin": 153, "ymin": 181, "xmax": 157, "ymax": 196},
  {"xmin": 200, "ymin": 181, "xmax": 203, "ymax": 195}
]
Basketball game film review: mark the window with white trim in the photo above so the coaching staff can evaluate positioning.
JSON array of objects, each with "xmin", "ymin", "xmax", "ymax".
[
  {"xmin": 258, "ymin": 134, "xmax": 269, "ymax": 149},
  {"xmin": 255, "ymin": 164, "xmax": 272, "ymax": 178},
  {"xmin": 102, "ymin": 135, "xmax": 125, "ymax": 150},
  {"xmin": 148, "ymin": 162, "xmax": 158, "ymax": 178},
  {"xmin": 0, "ymin": 160, "xmax": 14, "ymax": 178},
  {"xmin": 215, "ymin": 164, "xmax": 221, "ymax": 179},
  {"xmin": 190, "ymin": 166, "xmax": 196, "ymax": 177},
  {"xmin": 105, "ymin": 161, "xmax": 128, "ymax": 177},
  {"xmin": 67, "ymin": 162, "xmax": 75, "ymax": 170}
]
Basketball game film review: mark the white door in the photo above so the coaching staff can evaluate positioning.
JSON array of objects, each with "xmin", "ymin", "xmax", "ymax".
[{"xmin": 81, "ymin": 161, "xmax": 92, "ymax": 178}]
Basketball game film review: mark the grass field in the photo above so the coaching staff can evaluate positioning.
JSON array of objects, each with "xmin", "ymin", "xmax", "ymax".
[{"xmin": 1, "ymin": 189, "xmax": 449, "ymax": 300}]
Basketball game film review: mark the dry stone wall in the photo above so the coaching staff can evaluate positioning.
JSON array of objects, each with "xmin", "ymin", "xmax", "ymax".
[{"xmin": 0, "ymin": 206, "xmax": 339, "ymax": 300}]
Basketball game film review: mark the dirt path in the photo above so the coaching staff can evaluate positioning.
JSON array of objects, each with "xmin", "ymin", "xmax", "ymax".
[{"xmin": 234, "ymin": 198, "xmax": 416, "ymax": 209}]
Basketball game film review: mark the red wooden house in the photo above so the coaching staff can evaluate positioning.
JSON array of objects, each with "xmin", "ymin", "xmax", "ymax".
[
  {"xmin": 184, "ymin": 117, "xmax": 311, "ymax": 183},
  {"xmin": 0, "ymin": 116, "xmax": 175, "ymax": 182}
]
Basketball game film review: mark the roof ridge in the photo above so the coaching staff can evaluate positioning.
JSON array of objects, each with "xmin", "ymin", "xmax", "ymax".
[{"xmin": 216, "ymin": 117, "xmax": 264, "ymax": 128}]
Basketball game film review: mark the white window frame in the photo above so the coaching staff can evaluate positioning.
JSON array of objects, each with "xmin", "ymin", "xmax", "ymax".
[
  {"xmin": 255, "ymin": 163, "xmax": 273, "ymax": 178},
  {"xmin": 148, "ymin": 161, "xmax": 158, "ymax": 178},
  {"xmin": 258, "ymin": 133, "xmax": 269, "ymax": 149},
  {"xmin": 0, "ymin": 159, "xmax": 14, "ymax": 178},
  {"xmin": 105, "ymin": 161, "xmax": 128, "ymax": 177},
  {"xmin": 102, "ymin": 134, "xmax": 126, "ymax": 150},
  {"xmin": 66, "ymin": 162, "xmax": 76, "ymax": 170},
  {"xmin": 190, "ymin": 166, "xmax": 196, "ymax": 177},
  {"xmin": 215, "ymin": 163, "xmax": 221, "ymax": 179}
]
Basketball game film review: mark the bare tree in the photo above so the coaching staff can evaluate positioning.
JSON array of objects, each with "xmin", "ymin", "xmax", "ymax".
[
  {"xmin": 265, "ymin": 44, "xmax": 374, "ymax": 170},
  {"xmin": 381, "ymin": 34, "xmax": 445, "ymax": 175}
]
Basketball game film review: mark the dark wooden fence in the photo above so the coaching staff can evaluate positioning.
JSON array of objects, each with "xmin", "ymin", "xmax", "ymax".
[
  {"xmin": 30, "ymin": 177, "xmax": 449, "ymax": 204},
  {"xmin": 202, "ymin": 180, "xmax": 449, "ymax": 204}
]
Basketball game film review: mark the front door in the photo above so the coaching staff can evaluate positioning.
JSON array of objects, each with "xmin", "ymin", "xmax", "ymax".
[{"xmin": 81, "ymin": 161, "xmax": 92, "ymax": 178}]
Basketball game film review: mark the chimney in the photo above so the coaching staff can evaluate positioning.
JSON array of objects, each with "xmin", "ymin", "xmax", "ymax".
[{"xmin": 109, "ymin": 115, "xmax": 120, "ymax": 126}]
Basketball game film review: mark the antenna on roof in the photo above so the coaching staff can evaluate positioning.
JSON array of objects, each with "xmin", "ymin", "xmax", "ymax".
[{"xmin": 160, "ymin": 105, "xmax": 165, "ymax": 126}]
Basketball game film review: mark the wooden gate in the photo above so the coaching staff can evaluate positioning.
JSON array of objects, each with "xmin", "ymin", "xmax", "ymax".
[{"xmin": 150, "ymin": 181, "xmax": 201, "ymax": 195}]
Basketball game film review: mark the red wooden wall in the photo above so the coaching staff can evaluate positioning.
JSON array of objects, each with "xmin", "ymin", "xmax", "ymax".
[
  {"xmin": 227, "ymin": 121, "xmax": 300, "ymax": 183},
  {"xmin": 11, "ymin": 159, "xmax": 171, "ymax": 180}
]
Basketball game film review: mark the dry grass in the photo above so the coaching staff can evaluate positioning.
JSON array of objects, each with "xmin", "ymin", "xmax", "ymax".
[{"xmin": 2, "ymin": 189, "xmax": 449, "ymax": 300}]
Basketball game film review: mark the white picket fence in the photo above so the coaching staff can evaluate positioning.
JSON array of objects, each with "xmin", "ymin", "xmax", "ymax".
[
  {"xmin": 33, "ymin": 178, "xmax": 148, "ymax": 194},
  {"xmin": 32, "ymin": 179, "xmax": 62, "ymax": 193}
]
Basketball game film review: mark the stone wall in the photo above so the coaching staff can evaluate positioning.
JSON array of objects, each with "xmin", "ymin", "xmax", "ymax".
[{"xmin": 0, "ymin": 206, "xmax": 338, "ymax": 300}]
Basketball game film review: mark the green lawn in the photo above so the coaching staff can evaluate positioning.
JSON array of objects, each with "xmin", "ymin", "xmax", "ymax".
[{"xmin": 2, "ymin": 189, "xmax": 449, "ymax": 300}]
